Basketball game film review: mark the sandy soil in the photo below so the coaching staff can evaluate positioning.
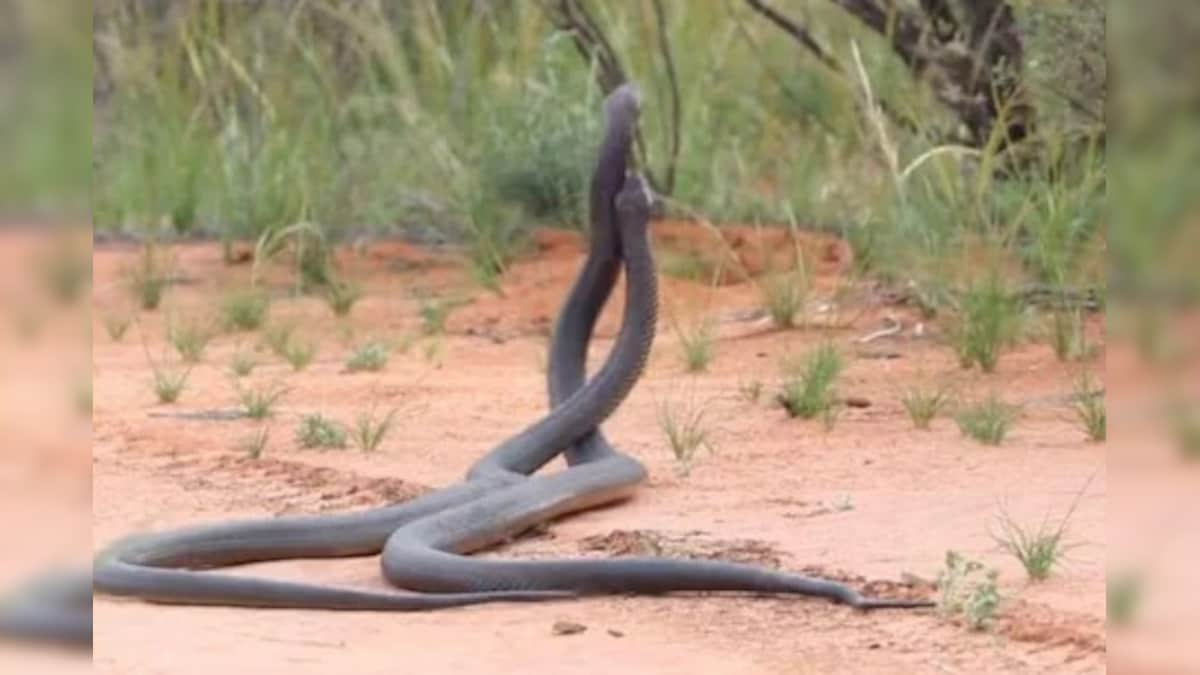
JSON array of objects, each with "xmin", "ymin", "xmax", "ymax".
[{"xmin": 91, "ymin": 223, "xmax": 1106, "ymax": 674}]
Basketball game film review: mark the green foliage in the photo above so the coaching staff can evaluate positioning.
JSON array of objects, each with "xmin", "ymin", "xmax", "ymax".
[
  {"xmin": 150, "ymin": 365, "xmax": 190, "ymax": 404},
  {"xmin": 230, "ymin": 349, "xmax": 257, "ymax": 377},
  {"xmin": 325, "ymin": 280, "xmax": 363, "ymax": 318},
  {"xmin": 103, "ymin": 313, "xmax": 131, "ymax": 342},
  {"xmin": 238, "ymin": 382, "xmax": 288, "ymax": 420},
  {"xmin": 221, "ymin": 288, "xmax": 271, "ymax": 332},
  {"xmin": 677, "ymin": 318, "xmax": 717, "ymax": 373},
  {"xmin": 241, "ymin": 427, "xmax": 271, "ymax": 460},
  {"xmin": 950, "ymin": 274, "xmax": 1019, "ymax": 373},
  {"xmin": 1073, "ymin": 372, "xmax": 1106, "ymax": 442},
  {"xmin": 167, "ymin": 315, "xmax": 215, "ymax": 364},
  {"xmin": 92, "ymin": 1, "xmax": 1105, "ymax": 315},
  {"xmin": 345, "ymin": 341, "xmax": 390, "ymax": 373},
  {"xmin": 955, "ymin": 393, "xmax": 1020, "ymax": 445},
  {"xmin": 937, "ymin": 550, "xmax": 1002, "ymax": 632},
  {"xmin": 902, "ymin": 385, "xmax": 951, "ymax": 431},
  {"xmin": 778, "ymin": 342, "xmax": 843, "ymax": 420},
  {"xmin": 126, "ymin": 244, "xmax": 172, "ymax": 311},
  {"xmin": 657, "ymin": 395, "xmax": 715, "ymax": 474},
  {"xmin": 295, "ymin": 413, "xmax": 347, "ymax": 450},
  {"xmin": 352, "ymin": 407, "xmax": 398, "ymax": 453}
]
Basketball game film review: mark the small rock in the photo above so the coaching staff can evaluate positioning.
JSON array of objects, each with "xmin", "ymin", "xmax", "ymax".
[
  {"xmin": 607, "ymin": 629, "xmax": 624, "ymax": 638},
  {"xmin": 552, "ymin": 620, "xmax": 587, "ymax": 636}
]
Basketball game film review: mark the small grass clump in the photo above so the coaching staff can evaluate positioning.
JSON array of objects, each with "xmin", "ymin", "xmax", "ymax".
[
  {"xmin": 1050, "ymin": 308, "xmax": 1092, "ymax": 362},
  {"xmin": 657, "ymin": 396, "xmax": 715, "ymax": 474},
  {"xmin": 777, "ymin": 342, "xmax": 843, "ymax": 420},
  {"xmin": 126, "ymin": 244, "xmax": 172, "ymax": 311},
  {"xmin": 230, "ymin": 349, "xmax": 257, "ymax": 377},
  {"xmin": 418, "ymin": 296, "xmax": 456, "ymax": 336},
  {"xmin": 295, "ymin": 413, "xmax": 347, "ymax": 450},
  {"xmin": 103, "ymin": 313, "xmax": 131, "ymax": 342},
  {"xmin": 950, "ymin": 275, "xmax": 1019, "ymax": 373},
  {"xmin": 760, "ymin": 269, "xmax": 808, "ymax": 329},
  {"xmin": 352, "ymin": 407, "xmax": 398, "ymax": 452},
  {"xmin": 954, "ymin": 393, "xmax": 1019, "ymax": 445},
  {"xmin": 991, "ymin": 480, "xmax": 1088, "ymax": 582},
  {"xmin": 937, "ymin": 550, "xmax": 1002, "ymax": 632},
  {"xmin": 677, "ymin": 318, "xmax": 717, "ymax": 373},
  {"xmin": 275, "ymin": 333, "xmax": 317, "ymax": 371},
  {"xmin": 151, "ymin": 365, "xmax": 191, "ymax": 404},
  {"xmin": 262, "ymin": 322, "xmax": 296, "ymax": 356},
  {"xmin": 325, "ymin": 280, "xmax": 362, "ymax": 317},
  {"xmin": 902, "ymin": 385, "xmax": 951, "ymax": 430},
  {"xmin": 738, "ymin": 377, "xmax": 764, "ymax": 403},
  {"xmin": 237, "ymin": 382, "xmax": 288, "ymax": 420},
  {"xmin": 345, "ymin": 340, "xmax": 389, "ymax": 373},
  {"xmin": 220, "ymin": 288, "xmax": 271, "ymax": 331},
  {"xmin": 241, "ymin": 427, "xmax": 270, "ymax": 459},
  {"xmin": 1072, "ymin": 372, "xmax": 1105, "ymax": 442},
  {"xmin": 167, "ymin": 316, "xmax": 215, "ymax": 363}
]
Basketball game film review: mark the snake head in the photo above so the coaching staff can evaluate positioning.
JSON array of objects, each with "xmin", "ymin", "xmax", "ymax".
[
  {"xmin": 604, "ymin": 82, "xmax": 642, "ymax": 123},
  {"xmin": 615, "ymin": 172, "xmax": 654, "ymax": 225}
]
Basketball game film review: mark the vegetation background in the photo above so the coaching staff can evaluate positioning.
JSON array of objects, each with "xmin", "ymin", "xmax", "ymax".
[{"xmin": 90, "ymin": 0, "xmax": 1106, "ymax": 306}]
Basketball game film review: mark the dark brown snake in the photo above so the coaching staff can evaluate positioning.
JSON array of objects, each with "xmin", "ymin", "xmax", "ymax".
[{"xmin": 5, "ymin": 85, "xmax": 928, "ymax": 646}]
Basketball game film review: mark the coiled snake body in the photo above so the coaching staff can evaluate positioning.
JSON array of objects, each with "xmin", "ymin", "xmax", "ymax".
[{"xmin": 90, "ymin": 83, "xmax": 931, "ymax": 613}]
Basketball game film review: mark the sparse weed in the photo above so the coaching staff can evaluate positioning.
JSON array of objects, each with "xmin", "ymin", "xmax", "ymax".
[
  {"xmin": 760, "ymin": 269, "xmax": 808, "ymax": 329},
  {"xmin": 280, "ymin": 334, "xmax": 317, "ymax": 371},
  {"xmin": 677, "ymin": 318, "xmax": 717, "ymax": 373},
  {"xmin": 326, "ymin": 279, "xmax": 362, "ymax": 317},
  {"xmin": 151, "ymin": 364, "xmax": 190, "ymax": 404},
  {"xmin": 991, "ymin": 479, "xmax": 1090, "ymax": 581},
  {"xmin": 1050, "ymin": 308, "xmax": 1092, "ymax": 362},
  {"xmin": 352, "ymin": 407, "xmax": 398, "ymax": 452},
  {"xmin": 419, "ymin": 296, "xmax": 456, "ymax": 336},
  {"xmin": 230, "ymin": 349, "xmax": 257, "ymax": 377},
  {"xmin": 295, "ymin": 413, "xmax": 347, "ymax": 450},
  {"xmin": 237, "ymin": 382, "xmax": 288, "ymax": 419},
  {"xmin": 738, "ymin": 377, "xmax": 764, "ymax": 403},
  {"xmin": 262, "ymin": 322, "xmax": 296, "ymax": 357},
  {"xmin": 167, "ymin": 315, "xmax": 215, "ymax": 363},
  {"xmin": 241, "ymin": 427, "xmax": 270, "ymax": 459},
  {"xmin": 1073, "ymin": 372, "xmax": 1105, "ymax": 442},
  {"xmin": 221, "ymin": 288, "xmax": 271, "ymax": 332},
  {"xmin": 902, "ymin": 385, "xmax": 951, "ymax": 430},
  {"xmin": 658, "ymin": 250, "xmax": 714, "ymax": 282},
  {"xmin": 103, "ymin": 313, "xmax": 131, "ymax": 342},
  {"xmin": 345, "ymin": 340, "xmax": 389, "ymax": 373},
  {"xmin": 127, "ymin": 244, "xmax": 172, "ymax": 311},
  {"xmin": 950, "ymin": 275, "xmax": 1019, "ymax": 373},
  {"xmin": 778, "ymin": 342, "xmax": 843, "ymax": 420},
  {"xmin": 954, "ymin": 393, "xmax": 1019, "ymax": 445},
  {"xmin": 657, "ymin": 396, "xmax": 716, "ymax": 474},
  {"xmin": 937, "ymin": 550, "xmax": 1002, "ymax": 631}
]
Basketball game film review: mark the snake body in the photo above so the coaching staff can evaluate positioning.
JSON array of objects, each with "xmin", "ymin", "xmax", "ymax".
[{"xmin": 91, "ymin": 83, "xmax": 932, "ymax": 613}]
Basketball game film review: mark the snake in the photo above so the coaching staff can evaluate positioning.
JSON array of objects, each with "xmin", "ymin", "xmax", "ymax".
[{"xmin": 90, "ymin": 83, "xmax": 932, "ymax": 613}]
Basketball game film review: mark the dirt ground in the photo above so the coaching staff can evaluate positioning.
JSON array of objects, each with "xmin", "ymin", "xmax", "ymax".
[{"xmin": 91, "ymin": 223, "xmax": 1106, "ymax": 674}]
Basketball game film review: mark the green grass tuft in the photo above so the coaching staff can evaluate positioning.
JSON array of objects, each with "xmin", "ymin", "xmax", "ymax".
[
  {"xmin": 777, "ymin": 342, "xmax": 843, "ymax": 420},
  {"xmin": 954, "ymin": 393, "xmax": 1019, "ymax": 445},
  {"xmin": 295, "ymin": 413, "xmax": 347, "ymax": 450},
  {"xmin": 902, "ymin": 385, "xmax": 951, "ymax": 430},
  {"xmin": 221, "ymin": 288, "xmax": 271, "ymax": 332},
  {"xmin": 345, "ymin": 340, "xmax": 389, "ymax": 373}
]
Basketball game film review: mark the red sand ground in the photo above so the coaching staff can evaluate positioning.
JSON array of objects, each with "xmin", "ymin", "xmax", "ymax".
[{"xmin": 91, "ymin": 223, "xmax": 1105, "ymax": 674}]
